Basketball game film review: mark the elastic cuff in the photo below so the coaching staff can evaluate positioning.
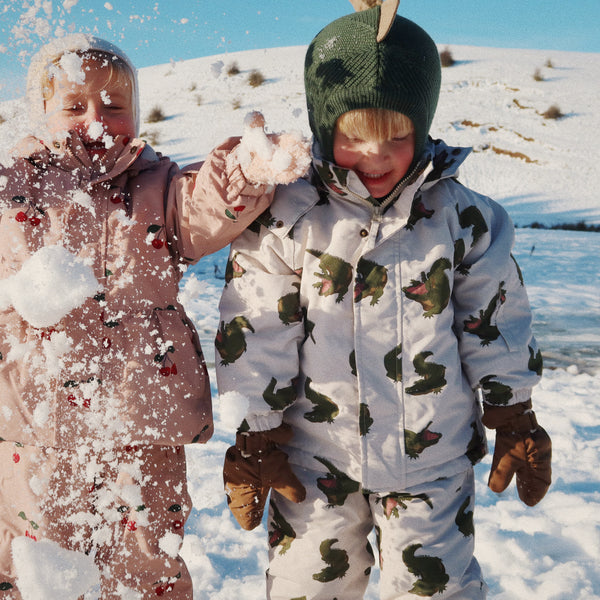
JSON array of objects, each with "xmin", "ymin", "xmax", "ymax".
[{"xmin": 245, "ymin": 411, "xmax": 283, "ymax": 432}]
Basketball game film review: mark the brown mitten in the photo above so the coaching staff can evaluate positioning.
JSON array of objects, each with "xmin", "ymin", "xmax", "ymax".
[
  {"xmin": 482, "ymin": 399, "xmax": 552, "ymax": 506},
  {"xmin": 223, "ymin": 423, "xmax": 306, "ymax": 530}
]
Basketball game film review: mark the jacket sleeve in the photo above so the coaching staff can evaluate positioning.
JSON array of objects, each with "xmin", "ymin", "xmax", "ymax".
[
  {"xmin": 215, "ymin": 217, "xmax": 305, "ymax": 433},
  {"xmin": 165, "ymin": 136, "xmax": 276, "ymax": 262},
  {"xmin": 451, "ymin": 189, "xmax": 542, "ymax": 406}
]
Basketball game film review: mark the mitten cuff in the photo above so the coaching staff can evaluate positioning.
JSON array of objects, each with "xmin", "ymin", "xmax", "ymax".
[
  {"xmin": 482, "ymin": 399, "xmax": 539, "ymax": 433},
  {"xmin": 244, "ymin": 410, "xmax": 283, "ymax": 433},
  {"xmin": 234, "ymin": 424, "xmax": 294, "ymax": 457}
]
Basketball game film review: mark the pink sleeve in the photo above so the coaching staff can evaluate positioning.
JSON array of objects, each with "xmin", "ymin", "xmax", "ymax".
[{"xmin": 167, "ymin": 136, "xmax": 275, "ymax": 262}]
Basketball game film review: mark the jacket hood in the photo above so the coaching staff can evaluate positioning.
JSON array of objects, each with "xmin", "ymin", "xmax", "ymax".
[{"xmin": 26, "ymin": 33, "xmax": 140, "ymax": 136}]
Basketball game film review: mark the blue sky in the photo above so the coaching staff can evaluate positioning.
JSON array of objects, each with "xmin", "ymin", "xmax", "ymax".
[{"xmin": 1, "ymin": 0, "xmax": 598, "ymax": 102}]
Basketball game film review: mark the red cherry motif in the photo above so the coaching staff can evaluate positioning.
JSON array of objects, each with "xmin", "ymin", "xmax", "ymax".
[
  {"xmin": 225, "ymin": 205, "xmax": 247, "ymax": 222},
  {"xmin": 110, "ymin": 193, "xmax": 122, "ymax": 204},
  {"xmin": 157, "ymin": 346, "xmax": 177, "ymax": 377},
  {"xmin": 171, "ymin": 519, "xmax": 183, "ymax": 530},
  {"xmin": 126, "ymin": 520, "xmax": 137, "ymax": 532},
  {"xmin": 147, "ymin": 224, "xmax": 165, "ymax": 249},
  {"xmin": 155, "ymin": 583, "xmax": 175, "ymax": 596},
  {"xmin": 12, "ymin": 453, "xmax": 20, "ymax": 464},
  {"xmin": 12, "ymin": 196, "xmax": 45, "ymax": 225},
  {"xmin": 67, "ymin": 393, "xmax": 91, "ymax": 409},
  {"xmin": 25, "ymin": 531, "xmax": 37, "ymax": 541}
]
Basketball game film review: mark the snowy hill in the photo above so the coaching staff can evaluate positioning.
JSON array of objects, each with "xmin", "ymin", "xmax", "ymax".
[
  {"xmin": 2, "ymin": 44, "xmax": 599, "ymax": 227},
  {"xmin": 1, "ymin": 44, "xmax": 599, "ymax": 600}
]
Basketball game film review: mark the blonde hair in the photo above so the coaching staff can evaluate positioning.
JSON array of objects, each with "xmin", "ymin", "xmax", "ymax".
[
  {"xmin": 335, "ymin": 108, "xmax": 414, "ymax": 141},
  {"xmin": 27, "ymin": 34, "xmax": 140, "ymax": 135},
  {"xmin": 41, "ymin": 50, "xmax": 134, "ymax": 105}
]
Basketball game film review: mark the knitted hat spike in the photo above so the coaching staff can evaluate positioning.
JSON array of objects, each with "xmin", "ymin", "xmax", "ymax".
[{"xmin": 348, "ymin": 0, "xmax": 400, "ymax": 41}]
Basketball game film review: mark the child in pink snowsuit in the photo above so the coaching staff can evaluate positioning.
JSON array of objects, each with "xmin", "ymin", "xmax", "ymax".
[{"xmin": 0, "ymin": 34, "xmax": 308, "ymax": 599}]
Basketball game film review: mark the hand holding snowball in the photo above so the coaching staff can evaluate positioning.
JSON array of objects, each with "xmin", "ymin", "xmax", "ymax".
[{"xmin": 231, "ymin": 111, "xmax": 311, "ymax": 185}]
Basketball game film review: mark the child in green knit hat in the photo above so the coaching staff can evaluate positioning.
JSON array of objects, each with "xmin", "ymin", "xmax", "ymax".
[{"xmin": 217, "ymin": 3, "xmax": 551, "ymax": 599}]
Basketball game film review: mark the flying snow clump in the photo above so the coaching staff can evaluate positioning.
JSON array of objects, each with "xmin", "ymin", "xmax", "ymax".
[
  {"xmin": 12, "ymin": 536, "xmax": 100, "ymax": 600},
  {"xmin": 0, "ymin": 245, "xmax": 101, "ymax": 328}
]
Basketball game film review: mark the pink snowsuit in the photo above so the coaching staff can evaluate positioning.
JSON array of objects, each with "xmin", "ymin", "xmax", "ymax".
[{"xmin": 0, "ymin": 132, "xmax": 272, "ymax": 598}]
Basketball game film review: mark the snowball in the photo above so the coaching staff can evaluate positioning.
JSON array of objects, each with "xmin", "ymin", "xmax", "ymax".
[
  {"xmin": 1, "ymin": 246, "xmax": 102, "ymax": 328},
  {"xmin": 12, "ymin": 536, "xmax": 100, "ymax": 600},
  {"xmin": 218, "ymin": 391, "xmax": 250, "ymax": 429}
]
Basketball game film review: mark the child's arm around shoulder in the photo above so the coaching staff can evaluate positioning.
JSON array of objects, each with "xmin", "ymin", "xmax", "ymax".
[{"xmin": 166, "ymin": 112, "xmax": 311, "ymax": 262}]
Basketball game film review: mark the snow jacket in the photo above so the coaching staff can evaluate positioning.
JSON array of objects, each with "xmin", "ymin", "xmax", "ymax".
[
  {"xmin": 0, "ymin": 133, "xmax": 272, "ymax": 449},
  {"xmin": 216, "ymin": 138, "xmax": 543, "ymax": 493}
]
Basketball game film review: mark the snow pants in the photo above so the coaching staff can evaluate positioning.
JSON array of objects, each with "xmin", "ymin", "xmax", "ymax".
[
  {"xmin": 0, "ymin": 442, "xmax": 192, "ymax": 599},
  {"xmin": 266, "ymin": 465, "xmax": 487, "ymax": 599}
]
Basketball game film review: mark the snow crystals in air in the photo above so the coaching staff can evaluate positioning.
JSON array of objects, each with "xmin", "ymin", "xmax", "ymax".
[{"xmin": 52, "ymin": 51, "xmax": 85, "ymax": 84}]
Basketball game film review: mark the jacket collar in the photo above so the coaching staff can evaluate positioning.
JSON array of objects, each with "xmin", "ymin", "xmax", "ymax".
[
  {"xmin": 311, "ymin": 137, "xmax": 472, "ymax": 210},
  {"xmin": 15, "ymin": 131, "xmax": 154, "ymax": 187}
]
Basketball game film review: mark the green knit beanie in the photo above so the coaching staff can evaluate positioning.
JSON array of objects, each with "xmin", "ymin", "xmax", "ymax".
[{"xmin": 304, "ymin": 6, "xmax": 441, "ymax": 164}]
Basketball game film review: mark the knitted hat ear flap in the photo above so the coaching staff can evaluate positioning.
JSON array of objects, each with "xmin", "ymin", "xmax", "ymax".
[{"xmin": 304, "ymin": 6, "xmax": 440, "ymax": 164}]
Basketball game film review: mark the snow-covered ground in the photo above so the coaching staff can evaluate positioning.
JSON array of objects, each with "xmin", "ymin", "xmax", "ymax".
[{"xmin": 1, "ymin": 43, "xmax": 599, "ymax": 599}]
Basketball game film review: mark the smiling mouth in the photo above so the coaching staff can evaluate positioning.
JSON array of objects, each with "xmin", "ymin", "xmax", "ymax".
[{"xmin": 358, "ymin": 171, "xmax": 388, "ymax": 181}]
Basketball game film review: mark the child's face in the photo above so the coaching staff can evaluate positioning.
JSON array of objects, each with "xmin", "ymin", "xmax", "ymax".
[
  {"xmin": 44, "ymin": 57, "xmax": 135, "ymax": 161},
  {"xmin": 333, "ymin": 124, "xmax": 415, "ymax": 199}
]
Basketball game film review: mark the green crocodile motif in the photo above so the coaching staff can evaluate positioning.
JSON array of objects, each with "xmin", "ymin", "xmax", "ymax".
[
  {"xmin": 402, "ymin": 258, "xmax": 452, "ymax": 318},
  {"xmin": 405, "ymin": 422, "xmax": 442, "ymax": 459},
  {"xmin": 402, "ymin": 543, "xmax": 449, "ymax": 596},
  {"xmin": 354, "ymin": 257, "xmax": 388, "ymax": 305},
  {"xmin": 312, "ymin": 538, "xmax": 349, "ymax": 583},
  {"xmin": 215, "ymin": 316, "xmax": 254, "ymax": 365},
  {"xmin": 304, "ymin": 377, "xmax": 339, "ymax": 423},
  {"xmin": 405, "ymin": 351, "xmax": 447, "ymax": 396},
  {"xmin": 314, "ymin": 456, "xmax": 360, "ymax": 507},
  {"xmin": 307, "ymin": 249, "xmax": 353, "ymax": 303}
]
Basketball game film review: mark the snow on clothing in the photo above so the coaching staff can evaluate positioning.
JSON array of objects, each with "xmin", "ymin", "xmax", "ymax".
[
  {"xmin": 0, "ymin": 443, "xmax": 192, "ymax": 599},
  {"xmin": 0, "ymin": 132, "xmax": 273, "ymax": 598},
  {"xmin": 0, "ymin": 133, "xmax": 271, "ymax": 449},
  {"xmin": 216, "ymin": 137, "xmax": 543, "ymax": 494},
  {"xmin": 266, "ymin": 467, "xmax": 486, "ymax": 599}
]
